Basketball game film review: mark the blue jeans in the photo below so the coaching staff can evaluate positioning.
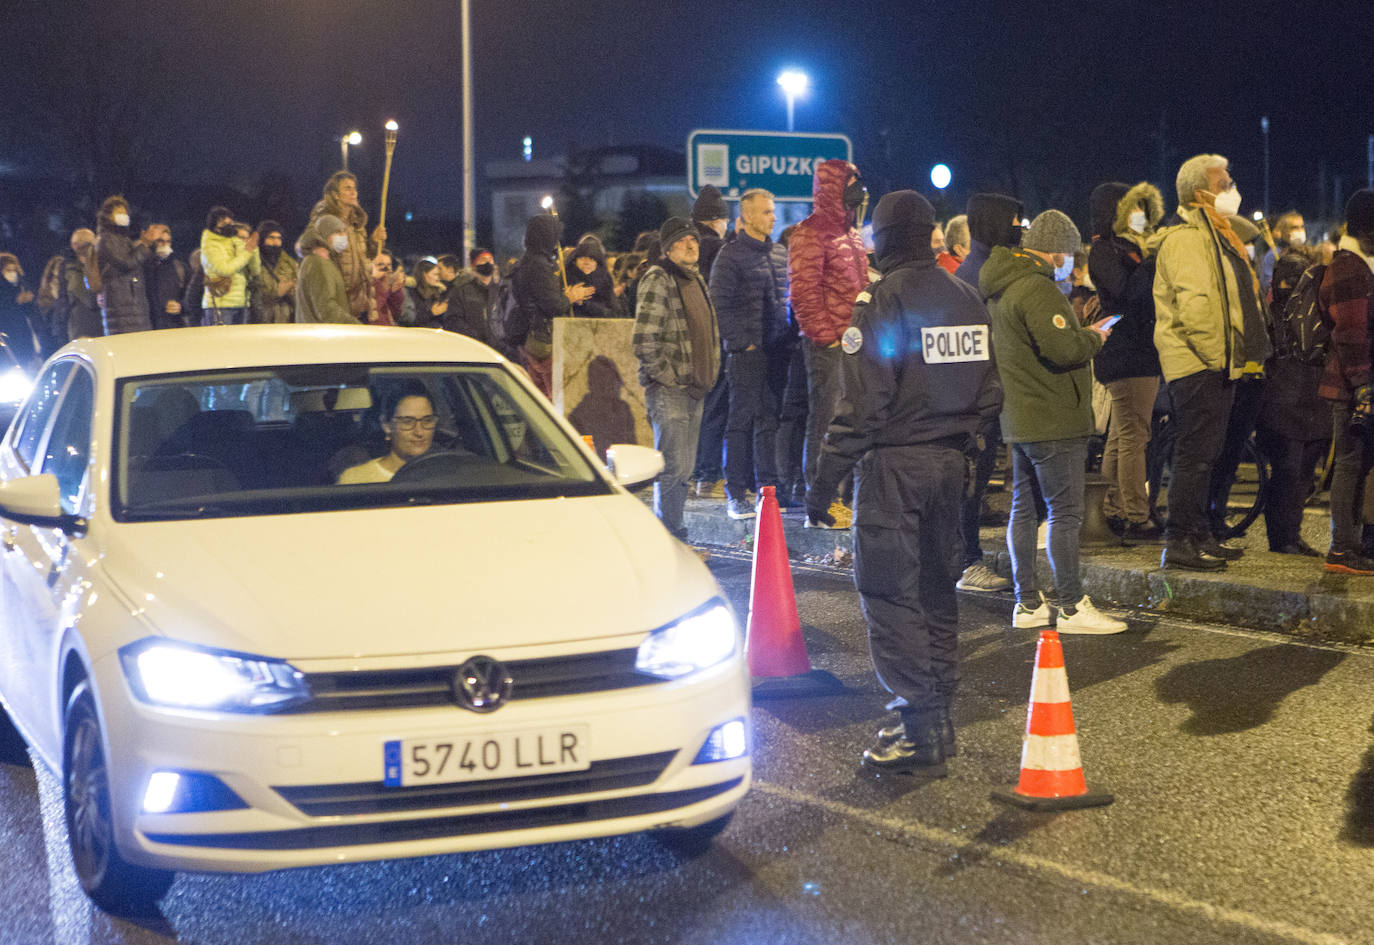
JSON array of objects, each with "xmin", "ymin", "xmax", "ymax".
[
  {"xmin": 1008, "ymin": 437, "xmax": 1088, "ymax": 606},
  {"xmin": 646, "ymin": 384, "xmax": 703, "ymax": 540},
  {"xmin": 201, "ymin": 306, "xmax": 247, "ymax": 327}
]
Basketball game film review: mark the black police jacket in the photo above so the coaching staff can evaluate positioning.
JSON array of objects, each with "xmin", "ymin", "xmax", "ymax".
[{"xmin": 815, "ymin": 255, "xmax": 1003, "ymax": 496}]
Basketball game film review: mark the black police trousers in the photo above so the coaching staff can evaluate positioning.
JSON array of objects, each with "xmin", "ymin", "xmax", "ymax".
[{"xmin": 851, "ymin": 441, "xmax": 967, "ymax": 717}]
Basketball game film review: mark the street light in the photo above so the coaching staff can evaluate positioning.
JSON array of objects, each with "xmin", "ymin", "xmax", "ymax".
[
  {"xmin": 540, "ymin": 195, "xmax": 554, "ymax": 212},
  {"xmin": 461, "ymin": 0, "xmax": 476, "ymax": 262},
  {"xmin": 931, "ymin": 164, "xmax": 952, "ymax": 190},
  {"xmin": 776, "ymin": 70, "xmax": 808, "ymax": 132},
  {"xmin": 340, "ymin": 130, "xmax": 362, "ymax": 171}
]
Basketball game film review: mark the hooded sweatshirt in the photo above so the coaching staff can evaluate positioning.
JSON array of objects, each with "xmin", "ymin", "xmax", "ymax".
[
  {"xmin": 787, "ymin": 159, "xmax": 869, "ymax": 346},
  {"xmin": 564, "ymin": 238, "xmax": 621, "ymax": 317},
  {"xmin": 980, "ymin": 246, "xmax": 1102, "ymax": 443},
  {"xmin": 509, "ymin": 214, "xmax": 570, "ymax": 348},
  {"xmin": 954, "ymin": 193, "xmax": 1024, "ymax": 294},
  {"xmin": 1089, "ymin": 181, "xmax": 1165, "ymax": 383}
]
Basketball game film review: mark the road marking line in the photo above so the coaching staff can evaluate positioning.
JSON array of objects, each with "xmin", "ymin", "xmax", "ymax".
[{"xmin": 752, "ymin": 780, "xmax": 1351, "ymax": 945}]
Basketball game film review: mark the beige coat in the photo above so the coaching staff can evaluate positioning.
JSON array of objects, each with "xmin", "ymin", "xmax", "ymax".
[{"xmin": 1151, "ymin": 205, "xmax": 1249, "ymax": 383}]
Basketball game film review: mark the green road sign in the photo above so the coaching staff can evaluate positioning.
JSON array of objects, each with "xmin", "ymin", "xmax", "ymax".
[{"xmin": 687, "ymin": 129, "xmax": 853, "ymax": 203}]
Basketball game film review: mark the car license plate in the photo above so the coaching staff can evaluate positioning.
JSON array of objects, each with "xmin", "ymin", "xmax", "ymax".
[{"xmin": 383, "ymin": 726, "xmax": 590, "ymax": 787}]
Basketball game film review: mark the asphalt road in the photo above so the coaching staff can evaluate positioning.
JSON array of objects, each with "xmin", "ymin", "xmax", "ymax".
[{"xmin": 1, "ymin": 550, "xmax": 1371, "ymax": 945}]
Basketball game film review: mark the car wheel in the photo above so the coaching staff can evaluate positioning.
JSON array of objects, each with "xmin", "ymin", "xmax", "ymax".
[
  {"xmin": 0, "ymin": 703, "xmax": 28, "ymax": 765},
  {"xmin": 63, "ymin": 681, "xmax": 174, "ymax": 915},
  {"xmin": 653, "ymin": 811, "xmax": 734, "ymax": 856}
]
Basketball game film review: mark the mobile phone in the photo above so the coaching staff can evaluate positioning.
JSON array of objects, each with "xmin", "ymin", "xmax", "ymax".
[{"xmin": 1097, "ymin": 315, "xmax": 1122, "ymax": 330}]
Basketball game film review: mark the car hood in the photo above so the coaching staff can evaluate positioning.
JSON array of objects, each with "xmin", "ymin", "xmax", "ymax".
[{"xmin": 98, "ymin": 495, "xmax": 715, "ymax": 661}]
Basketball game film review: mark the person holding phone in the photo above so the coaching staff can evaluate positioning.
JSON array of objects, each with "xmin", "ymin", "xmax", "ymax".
[{"xmin": 1089, "ymin": 181, "xmax": 1166, "ymax": 541}]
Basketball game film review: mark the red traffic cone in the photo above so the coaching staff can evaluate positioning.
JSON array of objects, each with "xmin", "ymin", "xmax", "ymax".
[
  {"xmin": 991, "ymin": 630, "xmax": 1113, "ymax": 811},
  {"xmin": 746, "ymin": 487, "xmax": 843, "ymax": 698}
]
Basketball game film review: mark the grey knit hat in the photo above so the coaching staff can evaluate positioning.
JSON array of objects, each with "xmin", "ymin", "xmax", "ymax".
[
  {"xmin": 1022, "ymin": 210, "xmax": 1080, "ymax": 254},
  {"xmin": 314, "ymin": 214, "xmax": 347, "ymax": 239}
]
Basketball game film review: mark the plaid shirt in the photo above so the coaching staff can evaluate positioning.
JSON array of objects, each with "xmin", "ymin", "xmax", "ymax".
[
  {"xmin": 632, "ymin": 264, "xmax": 720, "ymax": 393},
  {"xmin": 1318, "ymin": 245, "xmax": 1374, "ymax": 402}
]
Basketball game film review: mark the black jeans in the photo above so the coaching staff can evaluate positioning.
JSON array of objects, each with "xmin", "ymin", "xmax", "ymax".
[
  {"xmin": 1328, "ymin": 402, "xmax": 1374, "ymax": 553},
  {"xmin": 692, "ymin": 345, "xmax": 729, "ymax": 482},
  {"xmin": 852, "ymin": 444, "xmax": 966, "ymax": 716},
  {"xmin": 1207, "ymin": 376, "xmax": 1266, "ymax": 537},
  {"xmin": 961, "ymin": 427, "xmax": 1003, "ymax": 566},
  {"xmin": 724, "ymin": 345, "xmax": 787, "ymax": 501},
  {"xmin": 1166, "ymin": 371, "xmax": 1235, "ymax": 544},
  {"xmin": 775, "ymin": 339, "xmax": 808, "ymax": 495},
  {"xmin": 1254, "ymin": 423, "xmax": 1326, "ymax": 551}
]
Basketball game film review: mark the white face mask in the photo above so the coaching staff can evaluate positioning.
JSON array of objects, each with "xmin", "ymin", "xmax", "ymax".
[
  {"xmin": 1054, "ymin": 254, "xmax": 1075, "ymax": 281},
  {"xmin": 1288, "ymin": 229, "xmax": 1307, "ymax": 247},
  {"xmin": 155, "ymin": 244, "xmax": 173, "ymax": 258},
  {"xmin": 1212, "ymin": 187, "xmax": 1242, "ymax": 216},
  {"xmin": 329, "ymin": 233, "xmax": 349, "ymax": 254},
  {"xmin": 112, "ymin": 211, "xmax": 131, "ymax": 227},
  {"xmin": 1128, "ymin": 210, "xmax": 1147, "ymax": 234},
  {"xmin": 3, "ymin": 271, "xmax": 18, "ymax": 285}
]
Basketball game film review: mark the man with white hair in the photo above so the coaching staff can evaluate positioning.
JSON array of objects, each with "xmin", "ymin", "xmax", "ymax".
[{"xmin": 1153, "ymin": 154, "xmax": 1268, "ymax": 571}]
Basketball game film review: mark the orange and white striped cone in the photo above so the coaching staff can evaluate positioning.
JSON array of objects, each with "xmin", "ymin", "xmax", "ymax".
[{"xmin": 991, "ymin": 629, "xmax": 1113, "ymax": 811}]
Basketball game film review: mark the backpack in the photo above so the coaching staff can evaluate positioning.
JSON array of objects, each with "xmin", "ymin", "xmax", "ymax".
[
  {"xmin": 492, "ymin": 269, "xmax": 526, "ymax": 348},
  {"xmin": 1274, "ymin": 263, "xmax": 1330, "ymax": 365}
]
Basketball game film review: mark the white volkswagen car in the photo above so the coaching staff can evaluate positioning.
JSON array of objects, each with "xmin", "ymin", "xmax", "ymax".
[{"xmin": 0, "ymin": 326, "xmax": 749, "ymax": 914}]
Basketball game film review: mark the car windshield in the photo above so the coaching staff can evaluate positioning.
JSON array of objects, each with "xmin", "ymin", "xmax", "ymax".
[{"xmin": 112, "ymin": 362, "xmax": 609, "ymax": 521}]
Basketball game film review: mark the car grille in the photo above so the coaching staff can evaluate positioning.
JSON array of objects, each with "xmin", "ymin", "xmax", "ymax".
[
  {"xmin": 288, "ymin": 648, "xmax": 655, "ymax": 712},
  {"xmin": 143, "ymin": 778, "xmax": 744, "ymax": 850},
  {"xmin": 274, "ymin": 751, "xmax": 677, "ymax": 817}
]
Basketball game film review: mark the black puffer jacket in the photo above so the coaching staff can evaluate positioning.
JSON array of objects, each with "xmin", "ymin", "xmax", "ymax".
[
  {"xmin": 708, "ymin": 231, "xmax": 790, "ymax": 351},
  {"xmin": 1089, "ymin": 181, "xmax": 1164, "ymax": 383},
  {"xmin": 96, "ymin": 215, "xmax": 152, "ymax": 335}
]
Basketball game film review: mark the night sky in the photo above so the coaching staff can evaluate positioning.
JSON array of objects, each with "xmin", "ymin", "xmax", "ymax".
[{"xmin": 3, "ymin": 0, "xmax": 1373, "ymax": 240}]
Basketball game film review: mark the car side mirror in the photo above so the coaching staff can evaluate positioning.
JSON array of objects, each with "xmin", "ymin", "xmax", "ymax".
[
  {"xmin": 603, "ymin": 444, "xmax": 663, "ymax": 491},
  {"xmin": 0, "ymin": 474, "xmax": 87, "ymax": 537}
]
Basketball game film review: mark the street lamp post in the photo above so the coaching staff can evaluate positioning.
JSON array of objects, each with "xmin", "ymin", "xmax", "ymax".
[
  {"xmin": 461, "ymin": 0, "xmax": 475, "ymax": 262},
  {"xmin": 341, "ymin": 130, "xmax": 362, "ymax": 171},
  {"xmin": 776, "ymin": 70, "xmax": 808, "ymax": 133},
  {"xmin": 1261, "ymin": 116, "xmax": 1270, "ymax": 217}
]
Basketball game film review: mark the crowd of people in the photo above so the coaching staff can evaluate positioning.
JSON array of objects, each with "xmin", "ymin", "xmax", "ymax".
[{"xmin": 1, "ymin": 158, "xmax": 1371, "ymax": 593}]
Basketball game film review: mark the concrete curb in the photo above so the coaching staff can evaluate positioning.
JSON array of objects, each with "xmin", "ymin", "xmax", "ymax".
[{"xmin": 682, "ymin": 498, "xmax": 1374, "ymax": 644}]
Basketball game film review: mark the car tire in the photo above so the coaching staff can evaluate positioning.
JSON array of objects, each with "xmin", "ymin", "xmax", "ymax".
[
  {"xmin": 63, "ymin": 681, "xmax": 174, "ymax": 916},
  {"xmin": 0, "ymin": 703, "xmax": 28, "ymax": 765},
  {"xmin": 652, "ymin": 811, "xmax": 734, "ymax": 856}
]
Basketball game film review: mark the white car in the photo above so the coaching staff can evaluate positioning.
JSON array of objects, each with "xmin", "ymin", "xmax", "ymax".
[{"xmin": 0, "ymin": 326, "xmax": 749, "ymax": 914}]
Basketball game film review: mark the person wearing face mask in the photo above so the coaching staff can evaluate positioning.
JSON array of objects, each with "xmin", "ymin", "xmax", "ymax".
[
  {"xmin": 248, "ymin": 221, "xmax": 298, "ymax": 324},
  {"xmin": 95, "ymin": 195, "xmax": 159, "ymax": 335},
  {"xmin": 1259, "ymin": 211, "xmax": 1305, "ymax": 299},
  {"xmin": 311, "ymin": 171, "xmax": 382, "ymax": 324},
  {"xmin": 0, "ymin": 253, "xmax": 42, "ymax": 369},
  {"xmin": 295, "ymin": 215, "xmax": 355, "ymax": 324},
  {"xmin": 1153, "ymin": 154, "xmax": 1269, "ymax": 570},
  {"xmin": 142, "ymin": 224, "xmax": 188, "ymax": 330},
  {"xmin": 1088, "ymin": 181, "xmax": 1166, "ymax": 540},
  {"xmin": 787, "ymin": 160, "xmax": 869, "ymax": 521},
  {"xmin": 199, "ymin": 206, "xmax": 260, "ymax": 326},
  {"xmin": 981, "ymin": 210, "xmax": 1126, "ymax": 634},
  {"xmin": 444, "ymin": 248, "xmax": 509, "ymax": 353},
  {"xmin": 63, "ymin": 228, "xmax": 104, "ymax": 341}
]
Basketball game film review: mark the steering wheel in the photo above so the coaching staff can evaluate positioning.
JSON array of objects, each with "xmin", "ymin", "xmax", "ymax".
[{"xmin": 389, "ymin": 450, "xmax": 478, "ymax": 483}]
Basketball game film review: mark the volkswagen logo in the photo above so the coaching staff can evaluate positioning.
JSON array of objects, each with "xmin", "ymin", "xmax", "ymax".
[{"xmin": 453, "ymin": 656, "xmax": 513, "ymax": 713}]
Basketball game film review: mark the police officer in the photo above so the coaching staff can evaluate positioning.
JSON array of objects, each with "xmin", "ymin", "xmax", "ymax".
[{"xmin": 806, "ymin": 190, "xmax": 1002, "ymax": 775}]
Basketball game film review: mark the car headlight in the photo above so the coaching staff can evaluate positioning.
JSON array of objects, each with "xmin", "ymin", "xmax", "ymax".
[
  {"xmin": 119, "ymin": 639, "xmax": 309, "ymax": 713},
  {"xmin": 635, "ymin": 601, "xmax": 738, "ymax": 679},
  {"xmin": 0, "ymin": 367, "xmax": 33, "ymax": 405}
]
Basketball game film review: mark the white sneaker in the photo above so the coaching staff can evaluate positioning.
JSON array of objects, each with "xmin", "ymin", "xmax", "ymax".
[
  {"xmin": 1012, "ymin": 592, "xmax": 1052, "ymax": 629},
  {"xmin": 1056, "ymin": 595, "xmax": 1128, "ymax": 635},
  {"xmin": 957, "ymin": 561, "xmax": 1011, "ymax": 592}
]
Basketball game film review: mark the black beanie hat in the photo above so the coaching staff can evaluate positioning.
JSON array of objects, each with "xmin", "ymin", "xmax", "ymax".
[
  {"xmin": 659, "ymin": 216, "xmax": 698, "ymax": 254},
  {"xmin": 871, "ymin": 190, "xmax": 936, "ymax": 267},
  {"xmin": 692, "ymin": 185, "xmax": 729, "ymax": 222},
  {"xmin": 1347, "ymin": 189, "xmax": 1374, "ymax": 240}
]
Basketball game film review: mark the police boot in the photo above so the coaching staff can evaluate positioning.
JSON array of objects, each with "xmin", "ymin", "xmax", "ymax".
[
  {"xmin": 862, "ymin": 713, "xmax": 947, "ymax": 776},
  {"xmin": 875, "ymin": 707, "xmax": 956, "ymax": 757}
]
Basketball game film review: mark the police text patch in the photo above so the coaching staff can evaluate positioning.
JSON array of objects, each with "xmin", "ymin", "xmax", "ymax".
[
  {"xmin": 842, "ymin": 326, "xmax": 864, "ymax": 354},
  {"xmin": 921, "ymin": 325, "xmax": 990, "ymax": 364}
]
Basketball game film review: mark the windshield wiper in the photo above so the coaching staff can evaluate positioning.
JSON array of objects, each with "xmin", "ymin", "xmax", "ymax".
[{"xmin": 122, "ymin": 503, "xmax": 234, "ymax": 520}]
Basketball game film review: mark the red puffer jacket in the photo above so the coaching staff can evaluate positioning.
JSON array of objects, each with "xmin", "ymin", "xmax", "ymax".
[{"xmin": 787, "ymin": 159, "xmax": 869, "ymax": 346}]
